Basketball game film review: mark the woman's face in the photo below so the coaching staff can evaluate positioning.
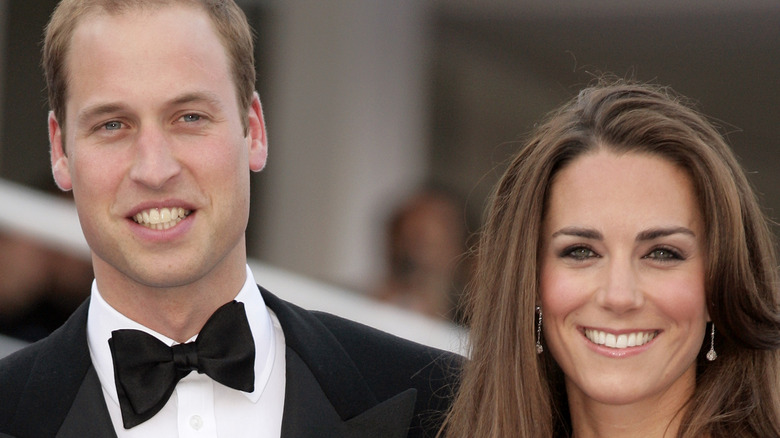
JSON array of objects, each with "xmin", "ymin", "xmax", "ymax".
[{"xmin": 539, "ymin": 150, "xmax": 708, "ymax": 408}]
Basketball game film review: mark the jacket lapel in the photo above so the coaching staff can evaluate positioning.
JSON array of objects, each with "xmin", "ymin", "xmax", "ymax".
[
  {"xmin": 261, "ymin": 287, "xmax": 417, "ymax": 438},
  {"xmin": 56, "ymin": 366, "xmax": 117, "ymax": 438},
  {"xmin": 7, "ymin": 300, "xmax": 115, "ymax": 438}
]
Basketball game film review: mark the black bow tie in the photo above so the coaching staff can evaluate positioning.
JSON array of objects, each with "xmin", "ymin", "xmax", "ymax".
[{"xmin": 108, "ymin": 300, "xmax": 255, "ymax": 429}]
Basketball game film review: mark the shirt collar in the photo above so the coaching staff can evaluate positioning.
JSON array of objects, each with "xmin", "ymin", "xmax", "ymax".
[{"xmin": 87, "ymin": 265, "xmax": 275, "ymax": 404}]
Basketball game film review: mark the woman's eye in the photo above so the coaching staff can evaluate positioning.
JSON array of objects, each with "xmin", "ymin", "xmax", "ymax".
[
  {"xmin": 645, "ymin": 248, "xmax": 682, "ymax": 261},
  {"xmin": 564, "ymin": 247, "xmax": 597, "ymax": 260}
]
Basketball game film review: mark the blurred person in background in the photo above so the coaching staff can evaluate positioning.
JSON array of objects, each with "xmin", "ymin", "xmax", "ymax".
[
  {"xmin": 373, "ymin": 186, "xmax": 472, "ymax": 322},
  {"xmin": 0, "ymin": 229, "xmax": 92, "ymax": 342},
  {"xmin": 0, "ymin": 178, "xmax": 92, "ymax": 344}
]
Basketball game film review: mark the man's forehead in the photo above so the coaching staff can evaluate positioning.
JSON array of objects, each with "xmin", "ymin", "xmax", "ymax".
[
  {"xmin": 73, "ymin": 0, "xmax": 203, "ymax": 16},
  {"xmin": 67, "ymin": 1, "xmax": 210, "ymax": 47},
  {"xmin": 63, "ymin": 4, "xmax": 235, "ymax": 114},
  {"xmin": 72, "ymin": 1, "xmax": 207, "ymax": 26},
  {"xmin": 66, "ymin": 3, "xmax": 224, "ymax": 71}
]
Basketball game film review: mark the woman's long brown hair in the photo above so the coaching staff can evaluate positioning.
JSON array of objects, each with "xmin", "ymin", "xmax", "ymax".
[{"xmin": 440, "ymin": 80, "xmax": 780, "ymax": 438}]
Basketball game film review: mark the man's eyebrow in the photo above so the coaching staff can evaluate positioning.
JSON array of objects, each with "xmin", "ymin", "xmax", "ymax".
[
  {"xmin": 551, "ymin": 227, "xmax": 603, "ymax": 240},
  {"xmin": 167, "ymin": 91, "xmax": 224, "ymax": 109},
  {"xmin": 75, "ymin": 92, "xmax": 225, "ymax": 126},
  {"xmin": 636, "ymin": 227, "xmax": 696, "ymax": 241},
  {"xmin": 76, "ymin": 103, "xmax": 128, "ymax": 126}
]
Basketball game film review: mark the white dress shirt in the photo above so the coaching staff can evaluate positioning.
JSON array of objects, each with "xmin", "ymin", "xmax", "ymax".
[{"xmin": 87, "ymin": 265, "xmax": 286, "ymax": 438}]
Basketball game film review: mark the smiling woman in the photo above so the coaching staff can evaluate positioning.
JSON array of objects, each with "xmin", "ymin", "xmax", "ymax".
[
  {"xmin": 540, "ymin": 151, "xmax": 708, "ymax": 418},
  {"xmin": 439, "ymin": 81, "xmax": 780, "ymax": 438}
]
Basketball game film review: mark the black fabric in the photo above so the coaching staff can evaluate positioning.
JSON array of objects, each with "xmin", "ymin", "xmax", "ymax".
[
  {"xmin": 260, "ymin": 288, "xmax": 461, "ymax": 438},
  {"xmin": 281, "ymin": 347, "xmax": 416, "ymax": 438},
  {"xmin": 0, "ymin": 300, "xmax": 95, "ymax": 438},
  {"xmin": 108, "ymin": 300, "xmax": 255, "ymax": 428},
  {"xmin": 0, "ymin": 287, "xmax": 462, "ymax": 438},
  {"xmin": 57, "ymin": 366, "xmax": 117, "ymax": 438}
]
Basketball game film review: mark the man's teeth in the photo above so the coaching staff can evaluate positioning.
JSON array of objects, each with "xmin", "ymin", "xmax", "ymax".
[
  {"xmin": 133, "ymin": 207, "xmax": 191, "ymax": 230},
  {"xmin": 584, "ymin": 329, "xmax": 657, "ymax": 349}
]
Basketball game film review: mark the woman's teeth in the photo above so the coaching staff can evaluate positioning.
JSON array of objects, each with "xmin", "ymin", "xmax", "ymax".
[{"xmin": 584, "ymin": 329, "xmax": 657, "ymax": 349}]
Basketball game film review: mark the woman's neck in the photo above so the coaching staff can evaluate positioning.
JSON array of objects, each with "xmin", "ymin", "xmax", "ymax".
[{"xmin": 566, "ymin": 371, "xmax": 695, "ymax": 438}]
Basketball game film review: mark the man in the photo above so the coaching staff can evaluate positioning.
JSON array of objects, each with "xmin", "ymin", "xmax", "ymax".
[{"xmin": 0, "ymin": 1, "xmax": 459, "ymax": 437}]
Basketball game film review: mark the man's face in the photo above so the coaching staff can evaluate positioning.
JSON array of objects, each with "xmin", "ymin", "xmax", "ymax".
[{"xmin": 49, "ymin": 5, "xmax": 267, "ymax": 297}]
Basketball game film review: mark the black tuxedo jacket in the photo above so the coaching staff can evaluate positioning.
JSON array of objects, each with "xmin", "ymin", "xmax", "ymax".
[{"xmin": 0, "ymin": 286, "xmax": 460, "ymax": 438}]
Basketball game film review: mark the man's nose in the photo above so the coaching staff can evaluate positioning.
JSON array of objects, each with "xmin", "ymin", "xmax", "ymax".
[{"xmin": 128, "ymin": 125, "xmax": 182, "ymax": 189}]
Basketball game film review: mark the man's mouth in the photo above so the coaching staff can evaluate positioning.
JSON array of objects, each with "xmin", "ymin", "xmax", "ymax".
[
  {"xmin": 132, "ymin": 207, "xmax": 192, "ymax": 230},
  {"xmin": 584, "ymin": 329, "xmax": 658, "ymax": 349}
]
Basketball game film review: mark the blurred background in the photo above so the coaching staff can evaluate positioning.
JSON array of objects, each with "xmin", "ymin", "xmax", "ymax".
[{"xmin": 0, "ymin": 0, "xmax": 778, "ymax": 349}]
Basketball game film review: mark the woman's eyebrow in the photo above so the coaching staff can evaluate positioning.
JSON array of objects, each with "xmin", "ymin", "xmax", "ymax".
[
  {"xmin": 550, "ymin": 226, "xmax": 695, "ymax": 242},
  {"xmin": 636, "ymin": 227, "xmax": 696, "ymax": 242},
  {"xmin": 551, "ymin": 227, "xmax": 603, "ymax": 240}
]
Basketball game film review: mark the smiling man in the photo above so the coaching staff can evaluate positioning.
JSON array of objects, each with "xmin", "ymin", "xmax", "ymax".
[{"xmin": 0, "ymin": 1, "xmax": 458, "ymax": 437}]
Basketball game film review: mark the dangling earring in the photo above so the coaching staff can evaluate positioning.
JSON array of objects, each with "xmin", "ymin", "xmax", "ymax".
[
  {"xmin": 706, "ymin": 323, "xmax": 717, "ymax": 361},
  {"xmin": 535, "ymin": 305, "xmax": 544, "ymax": 354}
]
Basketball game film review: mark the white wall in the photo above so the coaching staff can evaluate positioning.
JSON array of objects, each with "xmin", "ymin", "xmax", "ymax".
[{"xmin": 260, "ymin": 0, "xmax": 430, "ymax": 291}]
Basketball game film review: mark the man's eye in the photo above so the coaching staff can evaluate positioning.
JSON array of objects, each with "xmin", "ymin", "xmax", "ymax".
[
  {"xmin": 181, "ymin": 114, "xmax": 201, "ymax": 122},
  {"xmin": 104, "ymin": 121, "xmax": 122, "ymax": 131}
]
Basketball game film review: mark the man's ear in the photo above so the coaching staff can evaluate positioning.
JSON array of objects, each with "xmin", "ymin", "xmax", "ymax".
[
  {"xmin": 246, "ymin": 92, "xmax": 268, "ymax": 172},
  {"xmin": 49, "ymin": 111, "xmax": 73, "ymax": 191}
]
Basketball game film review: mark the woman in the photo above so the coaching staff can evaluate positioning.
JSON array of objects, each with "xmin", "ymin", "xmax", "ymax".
[{"xmin": 441, "ymin": 81, "xmax": 780, "ymax": 437}]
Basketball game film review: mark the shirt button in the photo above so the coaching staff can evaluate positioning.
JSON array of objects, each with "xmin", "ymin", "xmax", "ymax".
[{"xmin": 189, "ymin": 415, "xmax": 203, "ymax": 430}]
